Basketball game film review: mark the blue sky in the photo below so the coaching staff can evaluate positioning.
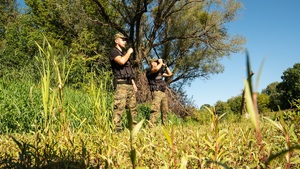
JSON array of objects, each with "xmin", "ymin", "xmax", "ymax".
[
  {"xmin": 186, "ymin": 1, "xmax": 300, "ymax": 108},
  {"xmin": 16, "ymin": 0, "xmax": 300, "ymax": 108}
]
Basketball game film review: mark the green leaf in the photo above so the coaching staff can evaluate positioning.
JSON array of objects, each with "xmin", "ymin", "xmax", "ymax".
[
  {"xmin": 218, "ymin": 113, "xmax": 227, "ymax": 120},
  {"xmin": 204, "ymin": 106, "xmax": 214, "ymax": 117},
  {"xmin": 216, "ymin": 132, "xmax": 227, "ymax": 145},
  {"xmin": 263, "ymin": 117, "xmax": 283, "ymax": 131},
  {"xmin": 132, "ymin": 119, "xmax": 144, "ymax": 138},
  {"xmin": 244, "ymin": 80, "xmax": 260, "ymax": 131},
  {"xmin": 162, "ymin": 127, "xmax": 172, "ymax": 147},
  {"xmin": 202, "ymin": 137, "xmax": 214, "ymax": 150},
  {"xmin": 266, "ymin": 146, "xmax": 300, "ymax": 165}
]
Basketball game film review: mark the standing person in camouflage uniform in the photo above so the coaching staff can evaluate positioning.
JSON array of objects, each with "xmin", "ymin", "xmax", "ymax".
[
  {"xmin": 146, "ymin": 58, "xmax": 172, "ymax": 126},
  {"xmin": 109, "ymin": 33, "xmax": 137, "ymax": 132}
]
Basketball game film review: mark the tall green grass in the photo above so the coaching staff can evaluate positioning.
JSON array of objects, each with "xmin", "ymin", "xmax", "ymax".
[
  {"xmin": 1, "ymin": 43, "xmax": 300, "ymax": 168},
  {"xmin": 244, "ymin": 51, "xmax": 300, "ymax": 168}
]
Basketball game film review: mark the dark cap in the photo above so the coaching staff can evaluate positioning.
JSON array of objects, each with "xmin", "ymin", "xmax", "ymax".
[{"xmin": 114, "ymin": 33, "xmax": 128, "ymax": 40}]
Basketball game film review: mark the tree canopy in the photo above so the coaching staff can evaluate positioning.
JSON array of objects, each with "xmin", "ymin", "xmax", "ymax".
[
  {"xmin": 1, "ymin": 0, "xmax": 246, "ymax": 109},
  {"xmin": 262, "ymin": 82, "xmax": 280, "ymax": 111},
  {"xmin": 277, "ymin": 63, "xmax": 300, "ymax": 109},
  {"xmin": 91, "ymin": 0, "xmax": 246, "ymax": 89}
]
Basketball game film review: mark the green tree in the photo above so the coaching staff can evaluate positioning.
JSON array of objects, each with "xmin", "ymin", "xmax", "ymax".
[
  {"xmin": 69, "ymin": 27, "xmax": 103, "ymax": 88},
  {"xmin": 20, "ymin": 0, "xmax": 112, "ymax": 86},
  {"xmin": 24, "ymin": 0, "xmax": 74, "ymax": 46},
  {"xmin": 277, "ymin": 63, "xmax": 300, "ymax": 109},
  {"xmin": 91, "ymin": 0, "xmax": 246, "ymax": 90},
  {"xmin": 1, "ymin": 14, "xmax": 42, "ymax": 67},
  {"xmin": 0, "ymin": 2, "xmax": 45, "ymax": 79},
  {"xmin": 1, "ymin": 0, "xmax": 246, "ymax": 114},
  {"xmin": 227, "ymin": 95, "xmax": 242, "ymax": 114},
  {"xmin": 0, "ymin": 0, "xmax": 17, "ymax": 40},
  {"xmin": 200, "ymin": 104, "xmax": 211, "ymax": 110},
  {"xmin": 0, "ymin": 0, "xmax": 18, "ymax": 60},
  {"xmin": 3, "ymin": 1, "xmax": 246, "ymax": 84},
  {"xmin": 262, "ymin": 81, "xmax": 281, "ymax": 111},
  {"xmin": 257, "ymin": 93, "xmax": 270, "ymax": 113},
  {"xmin": 214, "ymin": 100, "xmax": 231, "ymax": 115},
  {"xmin": 24, "ymin": 0, "xmax": 112, "ymax": 57}
]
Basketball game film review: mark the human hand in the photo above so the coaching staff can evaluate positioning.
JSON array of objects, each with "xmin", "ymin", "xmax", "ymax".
[
  {"xmin": 133, "ymin": 84, "xmax": 137, "ymax": 92},
  {"xmin": 132, "ymin": 80, "xmax": 137, "ymax": 92},
  {"xmin": 127, "ymin": 48, "xmax": 134, "ymax": 55},
  {"xmin": 158, "ymin": 59, "xmax": 163, "ymax": 64}
]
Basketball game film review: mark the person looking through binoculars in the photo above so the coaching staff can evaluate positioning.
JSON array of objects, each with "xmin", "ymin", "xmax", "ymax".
[{"xmin": 146, "ymin": 58, "xmax": 172, "ymax": 126}]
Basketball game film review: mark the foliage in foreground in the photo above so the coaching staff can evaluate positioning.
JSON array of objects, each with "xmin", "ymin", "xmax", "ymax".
[
  {"xmin": 1, "ymin": 30, "xmax": 300, "ymax": 169},
  {"xmin": 0, "ymin": 113, "xmax": 300, "ymax": 168}
]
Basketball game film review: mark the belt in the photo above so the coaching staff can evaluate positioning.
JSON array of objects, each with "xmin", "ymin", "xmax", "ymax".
[{"xmin": 116, "ymin": 79, "xmax": 132, "ymax": 85}]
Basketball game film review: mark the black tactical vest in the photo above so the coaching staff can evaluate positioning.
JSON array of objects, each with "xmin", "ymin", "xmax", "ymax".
[
  {"xmin": 146, "ymin": 67, "xmax": 166, "ymax": 92},
  {"xmin": 110, "ymin": 48, "xmax": 135, "ymax": 80}
]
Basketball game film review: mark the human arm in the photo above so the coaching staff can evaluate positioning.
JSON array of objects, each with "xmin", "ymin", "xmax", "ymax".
[
  {"xmin": 132, "ymin": 79, "xmax": 137, "ymax": 92},
  {"xmin": 161, "ymin": 60, "xmax": 172, "ymax": 77},
  {"xmin": 113, "ymin": 48, "xmax": 133, "ymax": 65},
  {"xmin": 163, "ymin": 65, "xmax": 172, "ymax": 77},
  {"xmin": 150, "ymin": 59, "xmax": 164, "ymax": 73}
]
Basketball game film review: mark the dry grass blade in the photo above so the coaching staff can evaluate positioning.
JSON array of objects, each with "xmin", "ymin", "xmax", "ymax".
[
  {"xmin": 132, "ymin": 119, "xmax": 144, "ymax": 138},
  {"xmin": 180, "ymin": 156, "xmax": 188, "ymax": 169},
  {"xmin": 162, "ymin": 127, "xmax": 172, "ymax": 148},
  {"xmin": 263, "ymin": 117, "xmax": 283, "ymax": 131}
]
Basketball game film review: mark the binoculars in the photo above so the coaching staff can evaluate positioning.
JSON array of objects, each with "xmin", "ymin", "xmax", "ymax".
[{"xmin": 156, "ymin": 59, "xmax": 167, "ymax": 64}]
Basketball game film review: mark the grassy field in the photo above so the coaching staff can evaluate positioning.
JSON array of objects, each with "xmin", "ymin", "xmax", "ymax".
[
  {"xmin": 1, "ymin": 40, "xmax": 299, "ymax": 169},
  {"xmin": 0, "ymin": 114, "xmax": 299, "ymax": 168}
]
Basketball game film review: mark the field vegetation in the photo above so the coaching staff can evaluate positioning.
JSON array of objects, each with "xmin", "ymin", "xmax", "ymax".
[
  {"xmin": 1, "ymin": 1, "xmax": 300, "ymax": 168},
  {"xmin": 0, "ymin": 42, "xmax": 299, "ymax": 168}
]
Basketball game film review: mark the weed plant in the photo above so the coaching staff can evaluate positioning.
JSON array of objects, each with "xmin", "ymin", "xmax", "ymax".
[{"xmin": 0, "ymin": 43, "xmax": 300, "ymax": 168}]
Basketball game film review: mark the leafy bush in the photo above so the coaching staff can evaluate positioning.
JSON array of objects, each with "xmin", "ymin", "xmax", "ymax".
[{"xmin": 0, "ymin": 79, "xmax": 41, "ymax": 133}]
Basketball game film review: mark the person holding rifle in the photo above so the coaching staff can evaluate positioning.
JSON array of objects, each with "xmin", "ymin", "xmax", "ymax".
[
  {"xmin": 109, "ymin": 33, "xmax": 137, "ymax": 132},
  {"xmin": 146, "ymin": 58, "xmax": 172, "ymax": 126}
]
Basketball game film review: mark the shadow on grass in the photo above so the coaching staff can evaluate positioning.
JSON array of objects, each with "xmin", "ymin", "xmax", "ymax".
[{"xmin": 0, "ymin": 135, "xmax": 109, "ymax": 169}]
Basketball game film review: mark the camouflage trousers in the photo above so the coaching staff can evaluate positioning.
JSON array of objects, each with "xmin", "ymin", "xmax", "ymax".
[
  {"xmin": 113, "ymin": 84, "xmax": 137, "ymax": 132},
  {"xmin": 150, "ymin": 90, "xmax": 169, "ymax": 125}
]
